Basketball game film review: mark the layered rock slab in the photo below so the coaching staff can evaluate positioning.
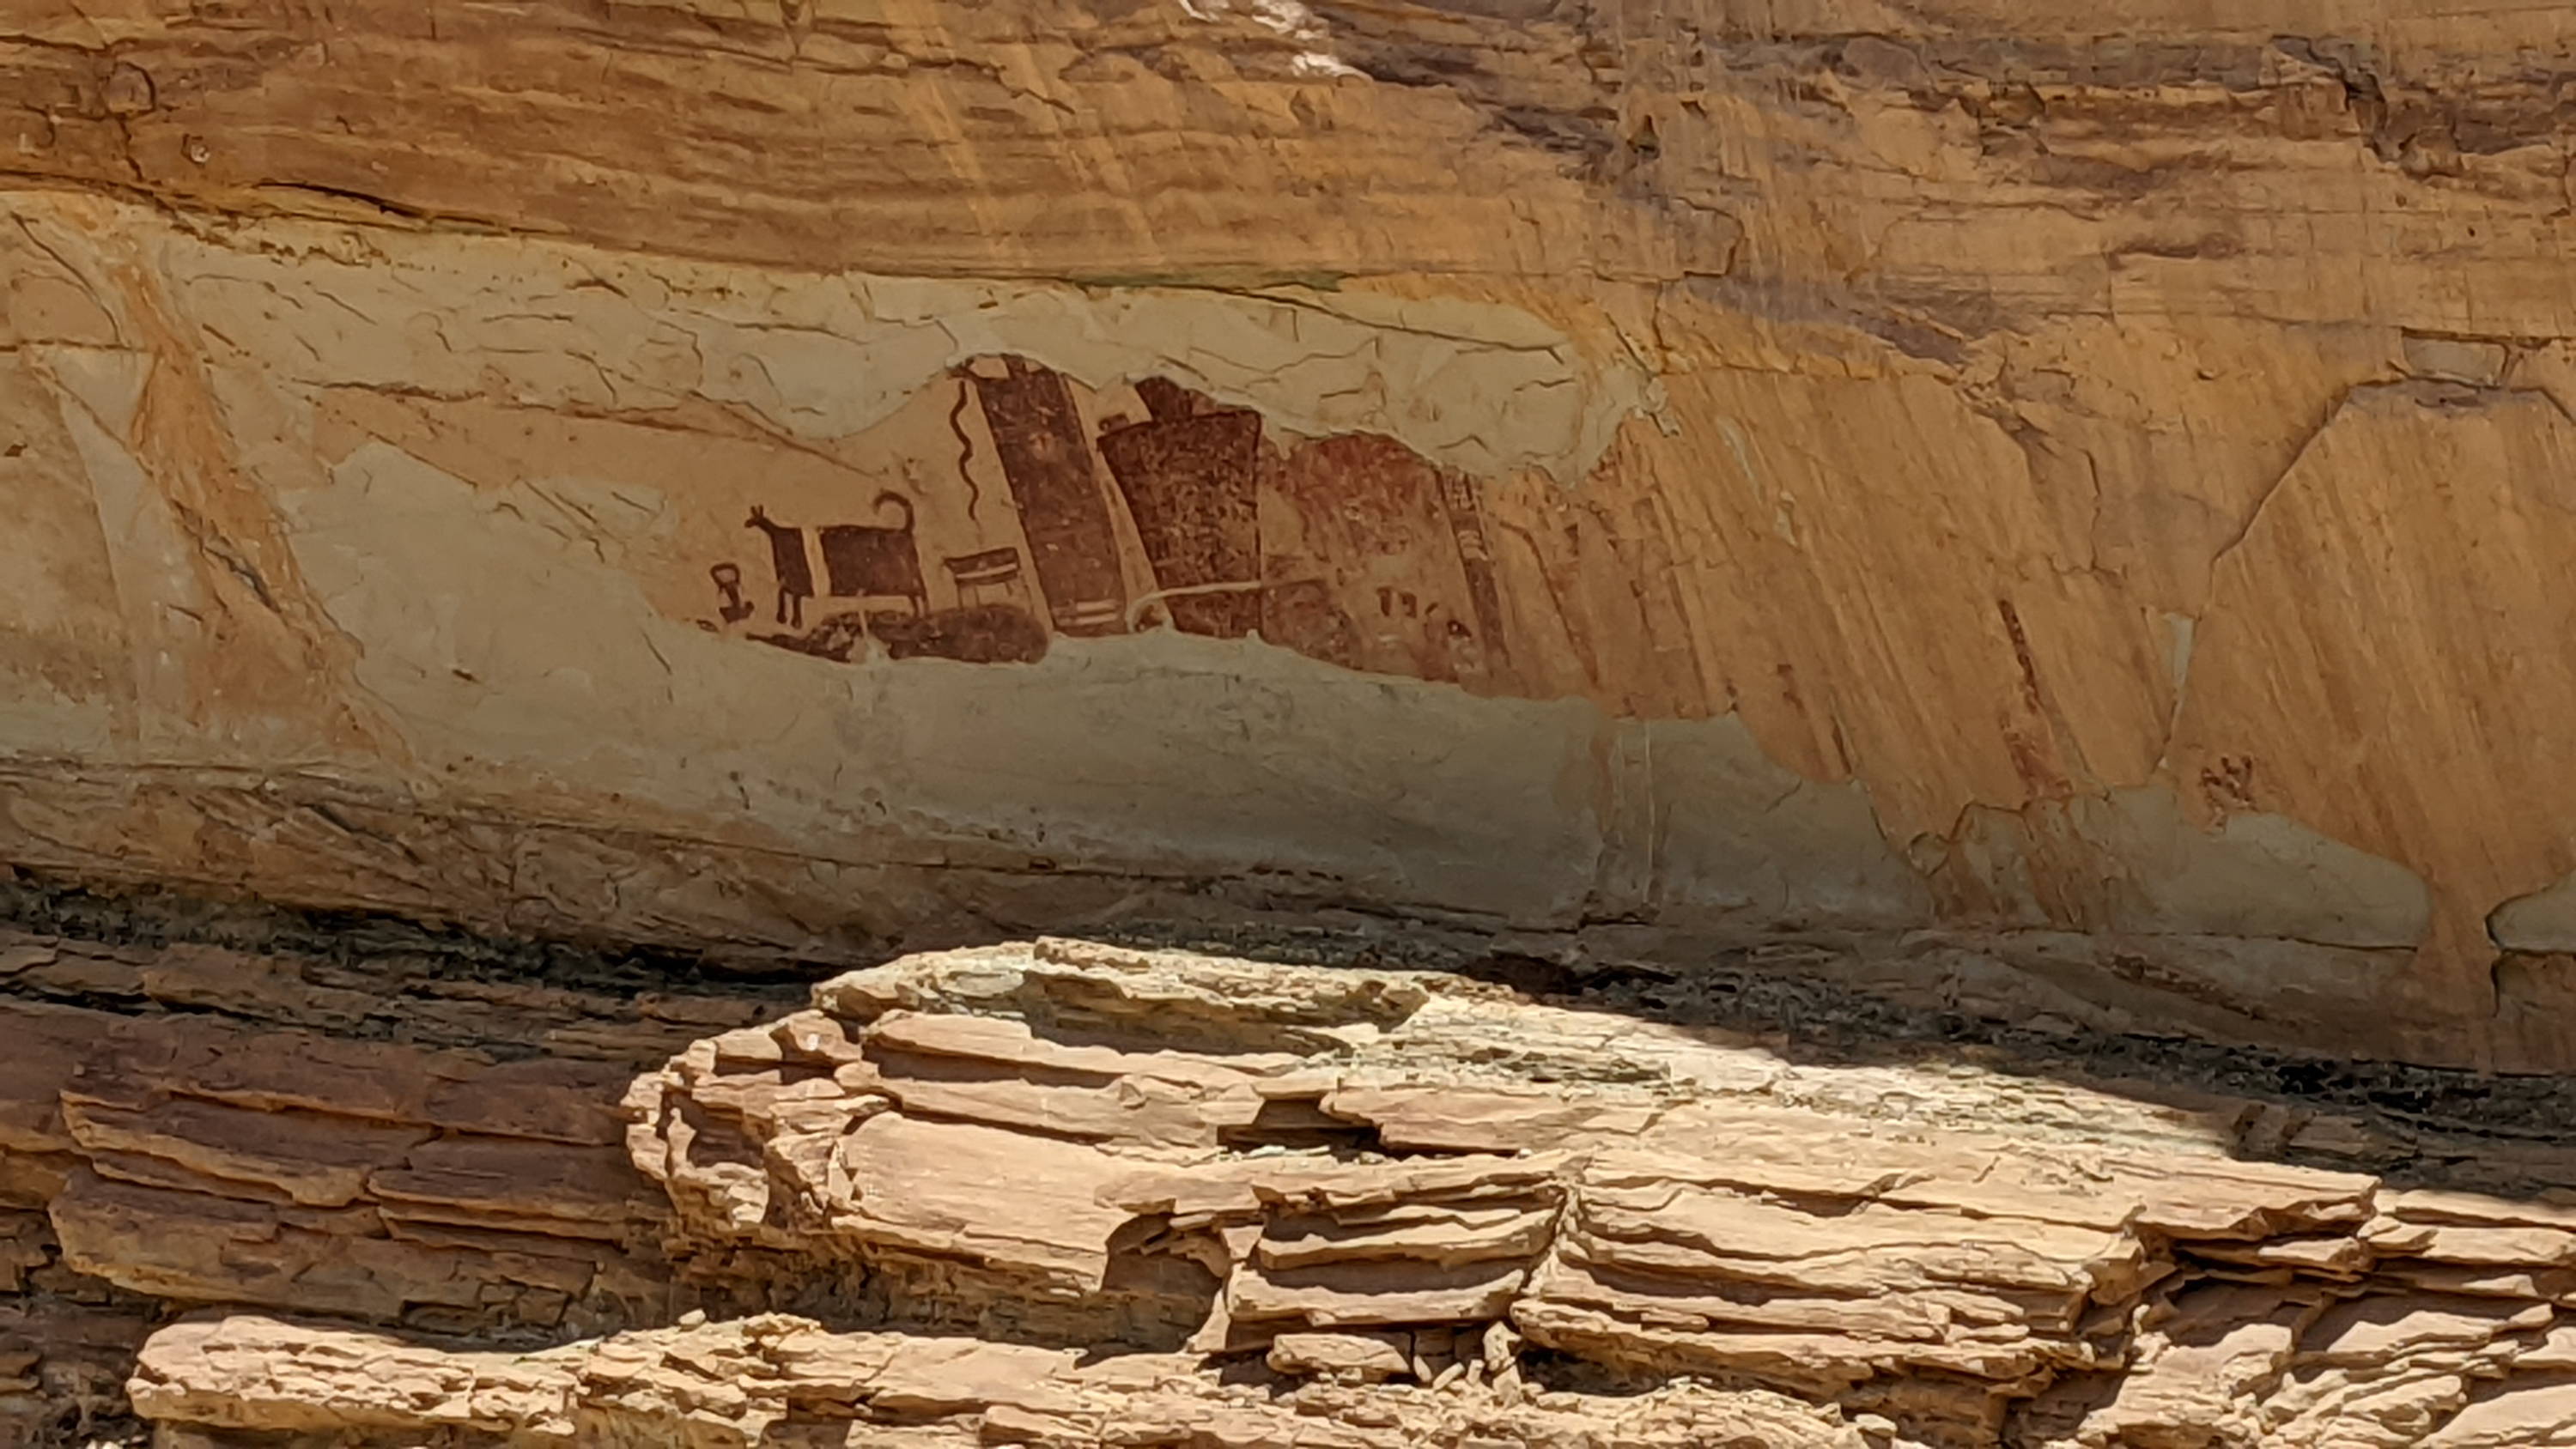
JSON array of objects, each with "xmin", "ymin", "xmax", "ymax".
[
  {"xmin": 3, "ymin": 936, "xmax": 2570, "ymax": 1446},
  {"xmin": 0, "ymin": 921, "xmax": 795, "ymax": 1359},
  {"xmin": 128, "ymin": 1313, "xmax": 1866, "ymax": 1449},
  {"xmin": 612, "ymin": 940, "xmax": 2576, "ymax": 1447}
]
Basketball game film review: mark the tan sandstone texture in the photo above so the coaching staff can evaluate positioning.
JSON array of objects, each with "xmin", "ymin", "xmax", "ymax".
[
  {"xmin": 18, "ymin": 0, "xmax": 2576, "ymax": 1442},
  {"xmin": 0, "ymin": 936, "xmax": 2540, "ymax": 1446},
  {"xmin": 15, "ymin": 0, "xmax": 2576, "ymax": 1069}
]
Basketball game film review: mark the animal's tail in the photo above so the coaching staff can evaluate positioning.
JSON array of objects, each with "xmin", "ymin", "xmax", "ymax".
[
  {"xmin": 873, "ymin": 490, "xmax": 916, "ymax": 530},
  {"xmin": 948, "ymin": 373, "xmax": 981, "ymax": 523}
]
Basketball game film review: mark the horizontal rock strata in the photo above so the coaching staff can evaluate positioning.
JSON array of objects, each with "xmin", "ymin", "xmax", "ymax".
[
  {"xmin": 129, "ymin": 1313, "xmax": 1868, "ymax": 1449},
  {"xmin": 35, "ymin": 935, "xmax": 2568, "ymax": 1448},
  {"xmin": 598, "ymin": 940, "xmax": 2576, "ymax": 1447},
  {"xmin": 15, "ymin": 0, "xmax": 2576, "ymax": 1439},
  {"xmin": 20, "ymin": 1, "xmax": 2576, "ymax": 1070},
  {"xmin": 0, "ymin": 931, "xmax": 2571, "ymax": 1443},
  {"xmin": 0, "ymin": 919, "xmax": 798, "ymax": 1397}
]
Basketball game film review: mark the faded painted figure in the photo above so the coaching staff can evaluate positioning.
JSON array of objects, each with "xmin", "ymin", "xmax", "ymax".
[
  {"xmin": 747, "ymin": 494, "xmax": 929, "ymax": 628},
  {"xmin": 1097, "ymin": 378, "xmax": 1264, "ymax": 639},
  {"xmin": 714, "ymin": 355, "xmax": 1513, "ymax": 688},
  {"xmin": 969, "ymin": 358, "xmax": 1129, "ymax": 637}
]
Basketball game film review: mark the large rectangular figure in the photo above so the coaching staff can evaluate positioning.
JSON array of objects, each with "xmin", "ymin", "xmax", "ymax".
[{"xmin": 969, "ymin": 359, "xmax": 1129, "ymax": 636}]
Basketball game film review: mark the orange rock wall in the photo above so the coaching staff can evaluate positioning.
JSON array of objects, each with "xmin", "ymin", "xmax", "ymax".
[{"xmin": 8, "ymin": 1, "xmax": 2576, "ymax": 1065}]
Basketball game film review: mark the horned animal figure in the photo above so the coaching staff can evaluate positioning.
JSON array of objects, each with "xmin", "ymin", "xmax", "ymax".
[
  {"xmin": 815, "ymin": 493, "xmax": 927, "ymax": 618},
  {"xmin": 744, "ymin": 506, "xmax": 813, "ymax": 627}
]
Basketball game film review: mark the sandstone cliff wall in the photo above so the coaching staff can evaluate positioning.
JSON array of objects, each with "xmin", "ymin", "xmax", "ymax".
[{"xmin": 8, "ymin": 0, "xmax": 2576, "ymax": 1066}]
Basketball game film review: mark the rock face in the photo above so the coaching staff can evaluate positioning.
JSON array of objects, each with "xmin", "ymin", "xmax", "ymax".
[
  {"xmin": 18, "ymin": 3, "xmax": 2576, "ymax": 1440},
  {"xmin": 127, "ymin": 1313, "xmax": 1872, "ymax": 1449},
  {"xmin": 15, "ymin": 1, "xmax": 2576, "ymax": 1068},
  {"xmin": 0, "ymin": 934, "xmax": 2564, "ymax": 1446}
]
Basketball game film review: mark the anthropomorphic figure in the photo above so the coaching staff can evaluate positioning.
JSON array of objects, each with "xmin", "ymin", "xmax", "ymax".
[{"xmin": 709, "ymin": 561, "xmax": 756, "ymax": 625}]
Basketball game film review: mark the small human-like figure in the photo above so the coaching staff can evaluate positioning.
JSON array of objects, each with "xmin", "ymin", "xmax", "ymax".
[{"xmin": 709, "ymin": 561, "xmax": 756, "ymax": 625}]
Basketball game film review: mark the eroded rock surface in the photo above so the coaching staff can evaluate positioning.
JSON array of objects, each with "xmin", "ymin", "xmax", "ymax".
[
  {"xmin": 52, "ymin": 937, "xmax": 2576, "ymax": 1448},
  {"xmin": 128, "ymin": 1313, "xmax": 1868, "ymax": 1449},
  {"xmin": 0, "ymin": 910, "xmax": 813, "ymax": 1444},
  {"xmin": 15, "ymin": 0, "xmax": 2576, "ymax": 1439},
  {"xmin": 18, "ymin": 1, "xmax": 2576, "ymax": 1069}
]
